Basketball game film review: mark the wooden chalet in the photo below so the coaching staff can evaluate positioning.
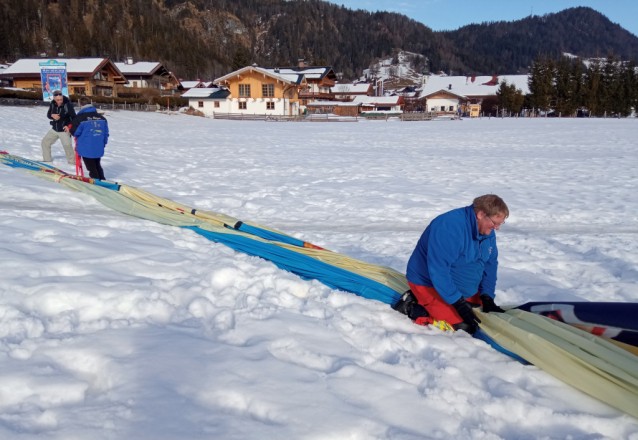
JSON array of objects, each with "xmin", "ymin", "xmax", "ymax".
[
  {"xmin": 114, "ymin": 59, "xmax": 179, "ymax": 91},
  {"xmin": 0, "ymin": 58, "xmax": 127, "ymax": 97},
  {"xmin": 213, "ymin": 65, "xmax": 308, "ymax": 115}
]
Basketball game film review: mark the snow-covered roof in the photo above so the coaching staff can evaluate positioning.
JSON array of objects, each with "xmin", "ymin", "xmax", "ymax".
[
  {"xmin": 353, "ymin": 96, "xmax": 403, "ymax": 105},
  {"xmin": 180, "ymin": 81, "xmax": 203, "ymax": 89},
  {"xmin": 333, "ymin": 83, "xmax": 372, "ymax": 94},
  {"xmin": 305, "ymin": 101, "xmax": 360, "ymax": 107},
  {"xmin": 421, "ymin": 89, "xmax": 467, "ymax": 99},
  {"xmin": 181, "ymin": 87, "xmax": 227, "ymax": 99},
  {"xmin": 420, "ymin": 75, "xmax": 530, "ymax": 97},
  {"xmin": 0, "ymin": 58, "xmax": 111, "ymax": 76},
  {"xmin": 215, "ymin": 66, "xmax": 306, "ymax": 86},
  {"xmin": 114, "ymin": 61, "xmax": 162, "ymax": 75},
  {"xmin": 268, "ymin": 67, "xmax": 331, "ymax": 80}
]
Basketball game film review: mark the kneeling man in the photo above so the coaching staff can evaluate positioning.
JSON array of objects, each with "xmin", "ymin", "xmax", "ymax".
[{"xmin": 401, "ymin": 195, "xmax": 508, "ymax": 334}]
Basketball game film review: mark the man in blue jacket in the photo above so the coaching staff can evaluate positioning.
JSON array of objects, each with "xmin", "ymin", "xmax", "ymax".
[
  {"xmin": 70, "ymin": 97, "xmax": 109, "ymax": 180},
  {"xmin": 398, "ymin": 195, "xmax": 509, "ymax": 334}
]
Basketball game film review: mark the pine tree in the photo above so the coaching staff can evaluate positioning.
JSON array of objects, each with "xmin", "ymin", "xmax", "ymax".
[
  {"xmin": 231, "ymin": 46, "xmax": 250, "ymax": 71},
  {"xmin": 528, "ymin": 55, "xmax": 555, "ymax": 114},
  {"xmin": 583, "ymin": 59, "xmax": 604, "ymax": 116},
  {"xmin": 554, "ymin": 56, "xmax": 580, "ymax": 116}
]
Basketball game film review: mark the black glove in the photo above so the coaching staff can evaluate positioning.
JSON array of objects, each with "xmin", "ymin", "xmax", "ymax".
[
  {"xmin": 480, "ymin": 294, "xmax": 505, "ymax": 313},
  {"xmin": 452, "ymin": 298, "xmax": 481, "ymax": 334}
]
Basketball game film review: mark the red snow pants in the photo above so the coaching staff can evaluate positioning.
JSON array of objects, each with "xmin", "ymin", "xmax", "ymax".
[{"xmin": 408, "ymin": 281, "xmax": 482, "ymax": 327}]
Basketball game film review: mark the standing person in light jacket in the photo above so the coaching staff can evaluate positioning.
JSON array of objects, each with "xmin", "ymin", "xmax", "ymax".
[
  {"xmin": 70, "ymin": 97, "xmax": 109, "ymax": 180},
  {"xmin": 42, "ymin": 90, "xmax": 76, "ymax": 164},
  {"xmin": 395, "ymin": 194, "xmax": 509, "ymax": 334}
]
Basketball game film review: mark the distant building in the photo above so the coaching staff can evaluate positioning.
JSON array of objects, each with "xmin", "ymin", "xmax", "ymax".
[
  {"xmin": 179, "ymin": 80, "xmax": 210, "ymax": 91},
  {"xmin": 0, "ymin": 63, "xmax": 12, "ymax": 87},
  {"xmin": 421, "ymin": 89, "xmax": 467, "ymax": 113},
  {"xmin": 0, "ymin": 58, "xmax": 127, "ymax": 97},
  {"xmin": 114, "ymin": 59, "xmax": 179, "ymax": 91},
  {"xmin": 332, "ymin": 83, "xmax": 373, "ymax": 101},
  {"xmin": 421, "ymin": 75, "xmax": 529, "ymax": 104},
  {"xmin": 182, "ymin": 87, "xmax": 231, "ymax": 115}
]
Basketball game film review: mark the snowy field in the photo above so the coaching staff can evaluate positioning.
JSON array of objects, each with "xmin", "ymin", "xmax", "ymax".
[{"xmin": 1, "ymin": 107, "xmax": 637, "ymax": 440}]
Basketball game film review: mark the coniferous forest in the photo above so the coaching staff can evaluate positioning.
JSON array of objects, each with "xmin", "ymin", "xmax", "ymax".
[
  {"xmin": 1, "ymin": 0, "xmax": 637, "ymax": 80},
  {"xmin": 490, "ymin": 55, "xmax": 638, "ymax": 117}
]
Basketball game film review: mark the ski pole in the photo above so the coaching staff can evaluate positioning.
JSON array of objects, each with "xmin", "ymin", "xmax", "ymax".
[{"xmin": 74, "ymin": 137, "xmax": 84, "ymax": 177}]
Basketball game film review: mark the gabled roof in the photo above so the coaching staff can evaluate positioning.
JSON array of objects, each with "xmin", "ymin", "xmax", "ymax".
[
  {"xmin": 214, "ymin": 66, "xmax": 307, "ymax": 86},
  {"xmin": 353, "ymin": 95, "xmax": 404, "ymax": 106},
  {"xmin": 333, "ymin": 83, "xmax": 372, "ymax": 94},
  {"xmin": 264, "ymin": 66, "xmax": 335, "ymax": 82},
  {"xmin": 420, "ymin": 75, "xmax": 530, "ymax": 97},
  {"xmin": 421, "ymin": 89, "xmax": 467, "ymax": 99},
  {"xmin": 181, "ymin": 87, "xmax": 230, "ymax": 99},
  {"xmin": 180, "ymin": 80, "xmax": 203, "ymax": 89},
  {"xmin": 0, "ymin": 58, "xmax": 124, "ymax": 80},
  {"xmin": 114, "ymin": 61, "xmax": 163, "ymax": 75}
]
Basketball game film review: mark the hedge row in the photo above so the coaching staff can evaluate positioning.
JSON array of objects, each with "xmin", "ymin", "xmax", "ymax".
[{"xmin": 0, "ymin": 88, "xmax": 187, "ymax": 107}]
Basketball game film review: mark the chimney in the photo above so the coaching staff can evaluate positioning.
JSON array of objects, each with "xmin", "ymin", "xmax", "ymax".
[
  {"xmin": 448, "ymin": 84, "xmax": 452, "ymax": 90},
  {"xmin": 252, "ymin": 63, "xmax": 258, "ymax": 67},
  {"xmin": 298, "ymin": 59, "xmax": 306, "ymax": 69},
  {"xmin": 274, "ymin": 67, "xmax": 280, "ymax": 73},
  {"xmin": 126, "ymin": 57, "xmax": 134, "ymax": 65}
]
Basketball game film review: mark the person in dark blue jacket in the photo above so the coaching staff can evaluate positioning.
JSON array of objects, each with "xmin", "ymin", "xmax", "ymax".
[
  {"xmin": 398, "ymin": 195, "xmax": 509, "ymax": 334},
  {"xmin": 70, "ymin": 97, "xmax": 109, "ymax": 180}
]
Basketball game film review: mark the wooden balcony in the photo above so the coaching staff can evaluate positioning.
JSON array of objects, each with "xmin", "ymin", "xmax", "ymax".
[{"xmin": 298, "ymin": 91, "xmax": 335, "ymax": 99}]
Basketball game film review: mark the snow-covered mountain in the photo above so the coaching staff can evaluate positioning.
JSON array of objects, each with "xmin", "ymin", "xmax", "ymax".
[{"xmin": 361, "ymin": 51, "xmax": 427, "ymax": 90}]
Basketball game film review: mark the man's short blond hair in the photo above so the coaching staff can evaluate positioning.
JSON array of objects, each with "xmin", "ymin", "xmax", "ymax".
[{"xmin": 473, "ymin": 194, "xmax": 509, "ymax": 218}]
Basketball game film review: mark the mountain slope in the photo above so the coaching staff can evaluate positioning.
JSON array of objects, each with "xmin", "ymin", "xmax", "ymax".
[
  {"xmin": 443, "ymin": 7, "xmax": 638, "ymax": 74},
  {"xmin": 0, "ymin": 1, "xmax": 636, "ymax": 79}
]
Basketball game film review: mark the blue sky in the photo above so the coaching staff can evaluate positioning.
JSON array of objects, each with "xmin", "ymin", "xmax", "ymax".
[{"xmin": 332, "ymin": 1, "xmax": 638, "ymax": 36}]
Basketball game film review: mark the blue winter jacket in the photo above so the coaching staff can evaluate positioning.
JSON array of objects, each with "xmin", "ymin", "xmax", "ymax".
[
  {"xmin": 70, "ymin": 106, "xmax": 109, "ymax": 159},
  {"xmin": 406, "ymin": 205, "xmax": 498, "ymax": 304}
]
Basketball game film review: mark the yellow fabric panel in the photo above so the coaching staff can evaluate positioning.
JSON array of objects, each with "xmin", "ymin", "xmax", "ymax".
[
  {"xmin": 476, "ymin": 309, "xmax": 638, "ymax": 418},
  {"xmin": 54, "ymin": 176, "xmax": 410, "ymax": 294}
]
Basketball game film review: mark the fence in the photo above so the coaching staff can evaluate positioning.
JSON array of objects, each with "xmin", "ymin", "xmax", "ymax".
[
  {"xmin": 213, "ymin": 112, "xmax": 359, "ymax": 122},
  {"xmin": 0, "ymin": 98, "xmax": 163, "ymax": 112}
]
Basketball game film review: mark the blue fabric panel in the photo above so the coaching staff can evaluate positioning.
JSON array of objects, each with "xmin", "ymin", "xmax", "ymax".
[
  {"xmin": 93, "ymin": 180, "xmax": 120, "ymax": 191},
  {"xmin": 183, "ymin": 226, "xmax": 402, "ymax": 306},
  {"xmin": 515, "ymin": 302, "xmax": 638, "ymax": 332},
  {"xmin": 236, "ymin": 223, "xmax": 306, "ymax": 247},
  {"xmin": 474, "ymin": 329, "xmax": 531, "ymax": 365},
  {"xmin": 2, "ymin": 160, "xmax": 41, "ymax": 171}
]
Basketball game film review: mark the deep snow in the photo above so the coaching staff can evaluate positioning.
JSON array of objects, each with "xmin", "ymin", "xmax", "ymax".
[{"xmin": 1, "ymin": 107, "xmax": 637, "ymax": 439}]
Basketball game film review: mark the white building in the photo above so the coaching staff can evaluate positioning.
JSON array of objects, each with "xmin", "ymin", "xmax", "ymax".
[
  {"xmin": 420, "ymin": 75, "xmax": 530, "ymax": 105},
  {"xmin": 182, "ymin": 88, "xmax": 232, "ymax": 116},
  {"xmin": 421, "ymin": 89, "xmax": 467, "ymax": 113}
]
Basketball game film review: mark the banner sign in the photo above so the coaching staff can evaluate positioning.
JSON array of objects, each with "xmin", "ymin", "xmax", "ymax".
[{"xmin": 39, "ymin": 60, "xmax": 69, "ymax": 101}]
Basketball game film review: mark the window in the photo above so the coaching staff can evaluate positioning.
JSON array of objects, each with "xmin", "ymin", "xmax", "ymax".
[
  {"xmin": 431, "ymin": 107, "xmax": 436, "ymax": 111},
  {"xmin": 449, "ymin": 106, "xmax": 454, "ymax": 112},
  {"xmin": 93, "ymin": 71, "xmax": 107, "ymax": 81},
  {"xmin": 238, "ymin": 102, "xmax": 247, "ymax": 110},
  {"xmin": 133, "ymin": 81, "xmax": 138, "ymax": 87},
  {"xmin": 198, "ymin": 101, "xmax": 204, "ymax": 108},
  {"xmin": 266, "ymin": 102, "xmax": 275, "ymax": 110},
  {"xmin": 71, "ymin": 77, "xmax": 84, "ymax": 81},
  {"xmin": 214, "ymin": 101, "xmax": 220, "ymax": 108},
  {"xmin": 440, "ymin": 106, "xmax": 446, "ymax": 112},
  {"xmin": 238, "ymin": 84, "xmax": 251, "ymax": 97},
  {"xmin": 73, "ymin": 87, "xmax": 86, "ymax": 96},
  {"xmin": 262, "ymin": 84, "xmax": 274, "ymax": 97}
]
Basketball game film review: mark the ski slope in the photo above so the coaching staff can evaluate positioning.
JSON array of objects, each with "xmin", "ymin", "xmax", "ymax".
[{"xmin": 0, "ymin": 107, "xmax": 637, "ymax": 439}]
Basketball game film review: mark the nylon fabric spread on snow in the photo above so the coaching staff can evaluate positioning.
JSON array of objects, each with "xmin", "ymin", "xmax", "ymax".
[{"xmin": 2, "ymin": 151, "xmax": 638, "ymax": 418}]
